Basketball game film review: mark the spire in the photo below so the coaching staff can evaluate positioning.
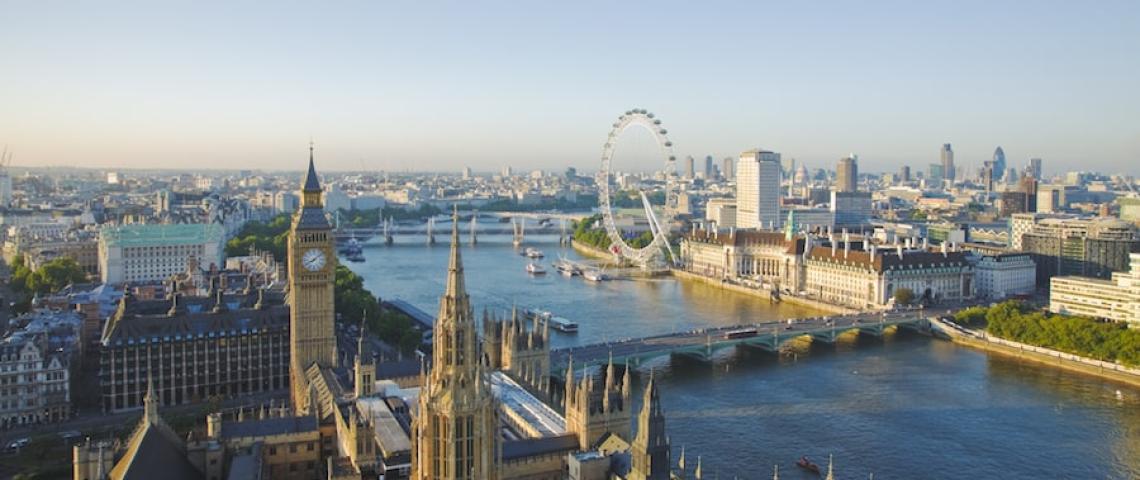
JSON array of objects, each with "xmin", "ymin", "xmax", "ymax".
[
  {"xmin": 303, "ymin": 141, "xmax": 321, "ymax": 192},
  {"xmin": 443, "ymin": 205, "xmax": 465, "ymax": 301},
  {"xmin": 695, "ymin": 456, "xmax": 702, "ymax": 480},
  {"xmin": 564, "ymin": 355, "xmax": 575, "ymax": 401},
  {"xmin": 622, "ymin": 361, "xmax": 631, "ymax": 399},
  {"xmin": 824, "ymin": 454, "xmax": 834, "ymax": 480},
  {"xmin": 678, "ymin": 445, "xmax": 685, "ymax": 471},
  {"xmin": 144, "ymin": 374, "xmax": 158, "ymax": 424},
  {"xmin": 772, "ymin": 465, "xmax": 779, "ymax": 480},
  {"xmin": 357, "ymin": 309, "xmax": 369, "ymax": 362}
]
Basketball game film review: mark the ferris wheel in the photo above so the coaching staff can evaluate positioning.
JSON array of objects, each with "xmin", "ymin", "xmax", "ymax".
[{"xmin": 596, "ymin": 108, "xmax": 679, "ymax": 268}]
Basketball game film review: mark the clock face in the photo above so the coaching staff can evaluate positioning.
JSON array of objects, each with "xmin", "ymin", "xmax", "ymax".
[{"xmin": 302, "ymin": 248, "xmax": 326, "ymax": 271}]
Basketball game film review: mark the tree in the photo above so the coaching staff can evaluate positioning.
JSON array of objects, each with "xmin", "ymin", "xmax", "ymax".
[{"xmin": 893, "ymin": 287, "xmax": 915, "ymax": 305}]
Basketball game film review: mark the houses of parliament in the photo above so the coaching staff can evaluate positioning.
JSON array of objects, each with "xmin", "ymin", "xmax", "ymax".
[{"xmin": 72, "ymin": 150, "xmax": 681, "ymax": 480}]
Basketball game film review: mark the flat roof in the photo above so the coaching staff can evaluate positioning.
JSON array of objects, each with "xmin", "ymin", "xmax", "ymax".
[
  {"xmin": 357, "ymin": 397, "xmax": 412, "ymax": 455},
  {"xmin": 490, "ymin": 372, "xmax": 566, "ymax": 437},
  {"xmin": 100, "ymin": 223, "xmax": 224, "ymax": 247}
]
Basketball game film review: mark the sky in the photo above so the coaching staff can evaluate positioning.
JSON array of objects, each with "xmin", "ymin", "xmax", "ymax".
[{"xmin": 1, "ymin": 1, "xmax": 1138, "ymax": 176}]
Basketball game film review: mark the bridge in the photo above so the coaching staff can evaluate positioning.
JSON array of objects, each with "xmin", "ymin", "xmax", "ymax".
[
  {"xmin": 333, "ymin": 216, "xmax": 567, "ymax": 245},
  {"xmin": 550, "ymin": 310, "xmax": 931, "ymax": 375}
]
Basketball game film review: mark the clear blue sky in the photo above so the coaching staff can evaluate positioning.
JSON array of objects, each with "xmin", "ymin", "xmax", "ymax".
[{"xmin": 1, "ymin": 1, "xmax": 1137, "ymax": 175}]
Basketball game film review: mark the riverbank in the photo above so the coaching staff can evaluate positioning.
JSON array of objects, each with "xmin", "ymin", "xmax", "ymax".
[
  {"xmin": 569, "ymin": 238, "xmax": 615, "ymax": 262},
  {"xmin": 930, "ymin": 318, "xmax": 1140, "ymax": 388},
  {"xmin": 670, "ymin": 268, "xmax": 854, "ymax": 315}
]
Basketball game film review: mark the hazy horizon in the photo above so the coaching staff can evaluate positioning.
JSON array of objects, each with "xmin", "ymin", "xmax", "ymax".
[{"xmin": 2, "ymin": 1, "xmax": 1138, "ymax": 176}]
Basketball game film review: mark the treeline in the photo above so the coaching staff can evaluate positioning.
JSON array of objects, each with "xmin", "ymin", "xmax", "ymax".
[
  {"xmin": 225, "ymin": 214, "xmax": 291, "ymax": 260},
  {"xmin": 334, "ymin": 265, "xmax": 421, "ymax": 354},
  {"xmin": 611, "ymin": 190, "xmax": 665, "ymax": 209},
  {"xmin": 954, "ymin": 301, "xmax": 1140, "ymax": 367},
  {"xmin": 9, "ymin": 256, "xmax": 86, "ymax": 295},
  {"xmin": 338, "ymin": 204, "xmax": 444, "ymax": 227},
  {"xmin": 571, "ymin": 214, "xmax": 657, "ymax": 250}
]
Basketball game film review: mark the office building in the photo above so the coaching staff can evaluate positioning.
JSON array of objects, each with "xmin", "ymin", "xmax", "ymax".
[
  {"xmin": 836, "ymin": 154, "xmax": 858, "ymax": 192},
  {"xmin": 1028, "ymin": 158, "xmax": 1043, "ymax": 180},
  {"xmin": 1011, "ymin": 213, "xmax": 1139, "ymax": 287},
  {"xmin": 736, "ymin": 149, "xmax": 782, "ymax": 230},
  {"xmin": 831, "ymin": 191, "xmax": 872, "ymax": 228},
  {"xmin": 98, "ymin": 223, "xmax": 225, "ymax": 285},
  {"xmin": 992, "ymin": 147, "xmax": 1006, "ymax": 183},
  {"xmin": 680, "ymin": 228, "xmax": 805, "ymax": 290},
  {"xmin": 98, "ymin": 285, "xmax": 290, "ymax": 412},
  {"xmin": 722, "ymin": 157, "xmax": 734, "ymax": 180},
  {"xmin": 1, "ymin": 310, "xmax": 79, "ymax": 426},
  {"xmin": 928, "ymin": 164, "xmax": 944, "ymax": 185},
  {"xmin": 899, "ymin": 165, "xmax": 911, "ymax": 183},
  {"xmin": 1049, "ymin": 253, "xmax": 1140, "ymax": 328},
  {"xmin": 971, "ymin": 253, "xmax": 1037, "ymax": 300},
  {"xmin": 704, "ymin": 198, "xmax": 737, "ymax": 229},
  {"xmin": 704, "ymin": 155, "xmax": 714, "ymax": 179},
  {"xmin": 802, "ymin": 241, "xmax": 974, "ymax": 309},
  {"xmin": 685, "ymin": 156, "xmax": 695, "ymax": 179},
  {"xmin": 940, "ymin": 143, "xmax": 955, "ymax": 183}
]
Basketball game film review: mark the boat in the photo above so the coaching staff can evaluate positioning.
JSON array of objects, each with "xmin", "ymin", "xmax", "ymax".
[
  {"xmin": 524, "ymin": 247, "xmax": 545, "ymax": 259},
  {"xmin": 552, "ymin": 258, "xmax": 580, "ymax": 277},
  {"xmin": 526, "ymin": 262, "xmax": 547, "ymax": 275},
  {"xmin": 582, "ymin": 269, "xmax": 609, "ymax": 282},
  {"xmin": 525, "ymin": 308, "xmax": 552, "ymax": 321},
  {"xmin": 796, "ymin": 456, "xmax": 821, "ymax": 475},
  {"xmin": 345, "ymin": 250, "xmax": 365, "ymax": 263},
  {"xmin": 338, "ymin": 237, "xmax": 363, "ymax": 255},
  {"xmin": 548, "ymin": 316, "xmax": 579, "ymax": 333}
]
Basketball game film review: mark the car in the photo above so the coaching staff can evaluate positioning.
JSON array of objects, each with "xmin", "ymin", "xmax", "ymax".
[
  {"xmin": 59, "ymin": 430, "xmax": 83, "ymax": 443},
  {"xmin": 7, "ymin": 437, "xmax": 29, "ymax": 450}
]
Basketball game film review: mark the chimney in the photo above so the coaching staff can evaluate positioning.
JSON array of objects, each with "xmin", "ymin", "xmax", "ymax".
[{"xmin": 897, "ymin": 244, "xmax": 904, "ymax": 259}]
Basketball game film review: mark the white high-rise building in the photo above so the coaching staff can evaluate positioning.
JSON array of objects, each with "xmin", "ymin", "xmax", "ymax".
[{"xmin": 736, "ymin": 149, "xmax": 782, "ymax": 230}]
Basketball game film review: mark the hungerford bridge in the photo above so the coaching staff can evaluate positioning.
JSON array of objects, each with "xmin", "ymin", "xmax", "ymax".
[
  {"xmin": 332, "ymin": 211, "xmax": 595, "ymax": 244},
  {"xmin": 548, "ymin": 310, "xmax": 931, "ymax": 376}
]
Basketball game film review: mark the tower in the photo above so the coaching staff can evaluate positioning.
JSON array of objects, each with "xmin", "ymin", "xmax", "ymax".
[
  {"xmin": 288, "ymin": 144, "xmax": 338, "ymax": 410},
  {"xmin": 412, "ymin": 207, "xmax": 498, "ymax": 480},
  {"xmin": 836, "ymin": 154, "xmax": 858, "ymax": 193},
  {"xmin": 630, "ymin": 371, "xmax": 671, "ymax": 480},
  {"xmin": 993, "ymin": 146, "xmax": 1007, "ymax": 183},
  {"xmin": 355, "ymin": 319, "xmax": 375, "ymax": 398},
  {"xmin": 736, "ymin": 149, "xmax": 782, "ymax": 230},
  {"xmin": 564, "ymin": 356, "xmax": 631, "ymax": 450},
  {"xmin": 940, "ymin": 143, "xmax": 955, "ymax": 183}
]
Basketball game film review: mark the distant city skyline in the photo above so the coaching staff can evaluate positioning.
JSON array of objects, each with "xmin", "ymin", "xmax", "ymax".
[{"xmin": 1, "ymin": 2, "xmax": 1138, "ymax": 175}]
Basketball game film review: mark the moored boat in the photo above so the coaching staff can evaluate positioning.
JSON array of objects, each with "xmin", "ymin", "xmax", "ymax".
[
  {"xmin": 525, "ymin": 262, "xmax": 546, "ymax": 275},
  {"xmin": 582, "ymin": 269, "xmax": 609, "ymax": 282}
]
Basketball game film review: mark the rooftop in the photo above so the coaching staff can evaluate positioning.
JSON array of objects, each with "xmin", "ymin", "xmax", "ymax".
[
  {"xmin": 220, "ymin": 415, "xmax": 319, "ymax": 439},
  {"xmin": 99, "ymin": 223, "xmax": 224, "ymax": 247},
  {"xmin": 490, "ymin": 371, "xmax": 566, "ymax": 437}
]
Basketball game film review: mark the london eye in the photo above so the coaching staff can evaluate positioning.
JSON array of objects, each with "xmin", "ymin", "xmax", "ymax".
[{"xmin": 596, "ymin": 108, "xmax": 679, "ymax": 268}]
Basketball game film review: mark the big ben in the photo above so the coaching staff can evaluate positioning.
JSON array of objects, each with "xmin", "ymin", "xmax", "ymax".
[{"xmin": 288, "ymin": 144, "xmax": 338, "ymax": 409}]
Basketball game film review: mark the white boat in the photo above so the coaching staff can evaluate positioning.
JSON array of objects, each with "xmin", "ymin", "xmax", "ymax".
[
  {"xmin": 525, "ymin": 247, "xmax": 545, "ymax": 259},
  {"xmin": 549, "ymin": 316, "xmax": 579, "ymax": 333},
  {"xmin": 526, "ymin": 262, "xmax": 547, "ymax": 275},
  {"xmin": 583, "ymin": 269, "xmax": 609, "ymax": 282},
  {"xmin": 525, "ymin": 308, "xmax": 553, "ymax": 321},
  {"xmin": 552, "ymin": 258, "xmax": 579, "ymax": 277}
]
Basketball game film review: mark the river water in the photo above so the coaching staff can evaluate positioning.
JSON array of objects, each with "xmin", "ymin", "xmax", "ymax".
[{"xmin": 344, "ymin": 234, "xmax": 1140, "ymax": 479}]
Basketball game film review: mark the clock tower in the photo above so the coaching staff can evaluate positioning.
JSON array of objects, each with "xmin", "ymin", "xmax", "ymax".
[{"xmin": 288, "ymin": 144, "xmax": 338, "ymax": 410}]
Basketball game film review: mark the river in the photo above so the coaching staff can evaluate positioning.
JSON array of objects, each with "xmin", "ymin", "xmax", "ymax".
[{"xmin": 343, "ymin": 233, "xmax": 1140, "ymax": 479}]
